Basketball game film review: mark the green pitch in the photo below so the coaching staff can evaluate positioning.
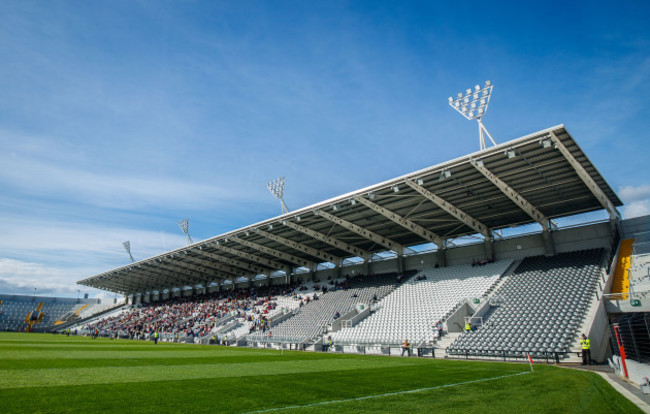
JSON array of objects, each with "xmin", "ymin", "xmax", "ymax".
[{"xmin": 0, "ymin": 333, "xmax": 640, "ymax": 413}]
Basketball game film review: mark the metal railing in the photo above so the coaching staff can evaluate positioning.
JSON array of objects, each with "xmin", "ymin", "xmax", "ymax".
[{"xmin": 446, "ymin": 348, "xmax": 571, "ymax": 364}]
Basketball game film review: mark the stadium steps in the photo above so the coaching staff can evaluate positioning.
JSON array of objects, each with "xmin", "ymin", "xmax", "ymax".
[
  {"xmin": 436, "ymin": 332, "xmax": 462, "ymax": 356},
  {"xmin": 611, "ymin": 239, "xmax": 634, "ymax": 295}
]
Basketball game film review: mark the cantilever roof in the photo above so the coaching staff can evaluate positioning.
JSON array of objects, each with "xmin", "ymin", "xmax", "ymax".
[{"xmin": 78, "ymin": 125, "xmax": 622, "ymax": 294}]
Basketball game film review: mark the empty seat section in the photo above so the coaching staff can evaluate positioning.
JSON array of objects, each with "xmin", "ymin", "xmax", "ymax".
[
  {"xmin": 448, "ymin": 249, "xmax": 605, "ymax": 358},
  {"xmin": 331, "ymin": 260, "xmax": 513, "ymax": 345},
  {"xmin": 248, "ymin": 272, "xmax": 404, "ymax": 344}
]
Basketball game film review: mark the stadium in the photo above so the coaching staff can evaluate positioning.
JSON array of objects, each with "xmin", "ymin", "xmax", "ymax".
[{"xmin": 2, "ymin": 120, "xmax": 649, "ymax": 412}]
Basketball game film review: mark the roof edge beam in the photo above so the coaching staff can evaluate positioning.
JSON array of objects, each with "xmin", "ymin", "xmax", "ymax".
[{"xmin": 549, "ymin": 131, "xmax": 621, "ymax": 220}]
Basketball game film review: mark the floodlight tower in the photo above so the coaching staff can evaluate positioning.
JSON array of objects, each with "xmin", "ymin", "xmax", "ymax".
[
  {"xmin": 123, "ymin": 241, "xmax": 135, "ymax": 263},
  {"xmin": 449, "ymin": 80, "xmax": 497, "ymax": 151},
  {"xmin": 267, "ymin": 176, "xmax": 289, "ymax": 214},
  {"xmin": 178, "ymin": 218, "xmax": 194, "ymax": 245}
]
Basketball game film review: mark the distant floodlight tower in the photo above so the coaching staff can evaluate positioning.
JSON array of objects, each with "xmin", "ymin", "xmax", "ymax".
[
  {"xmin": 267, "ymin": 176, "xmax": 289, "ymax": 214},
  {"xmin": 178, "ymin": 218, "xmax": 194, "ymax": 245},
  {"xmin": 449, "ymin": 80, "xmax": 497, "ymax": 151},
  {"xmin": 123, "ymin": 241, "xmax": 135, "ymax": 263}
]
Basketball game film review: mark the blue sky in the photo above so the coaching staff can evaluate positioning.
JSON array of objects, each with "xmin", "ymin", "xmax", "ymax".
[{"xmin": 0, "ymin": 1, "xmax": 648, "ymax": 297}]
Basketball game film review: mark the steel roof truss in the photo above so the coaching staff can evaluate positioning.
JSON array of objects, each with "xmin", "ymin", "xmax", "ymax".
[
  {"xmin": 470, "ymin": 157, "xmax": 549, "ymax": 231},
  {"xmin": 405, "ymin": 179, "xmax": 489, "ymax": 238},
  {"xmin": 316, "ymin": 209, "xmax": 405, "ymax": 255},
  {"xmin": 353, "ymin": 195, "xmax": 443, "ymax": 249},
  {"xmin": 232, "ymin": 236, "xmax": 315, "ymax": 269},
  {"xmin": 255, "ymin": 228, "xmax": 342, "ymax": 266},
  {"xmin": 180, "ymin": 255, "xmax": 246, "ymax": 279},
  {"xmin": 549, "ymin": 131, "xmax": 620, "ymax": 220},
  {"xmin": 282, "ymin": 220, "xmax": 370, "ymax": 260},
  {"xmin": 212, "ymin": 244, "xmax": 285, "ymax": 270}
]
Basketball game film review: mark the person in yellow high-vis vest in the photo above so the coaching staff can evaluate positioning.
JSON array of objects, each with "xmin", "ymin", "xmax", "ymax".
[
  {"xmin": 465, "ymin": 322, "xmax": 471, "ymax": 333},
  {"xmin": 580, "ymin": 333, "xmax": 591, "ymax": 365}
]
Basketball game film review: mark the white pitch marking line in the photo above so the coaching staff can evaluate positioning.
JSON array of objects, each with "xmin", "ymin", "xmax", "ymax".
[{"xmin": 241, "ymin": 371, "xmax": 531, "ymax": 413}]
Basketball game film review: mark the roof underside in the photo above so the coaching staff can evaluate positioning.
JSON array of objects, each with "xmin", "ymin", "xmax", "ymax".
[{"xmin": 78, "ymin": 125, "xmax": 622, "ymax": 294}]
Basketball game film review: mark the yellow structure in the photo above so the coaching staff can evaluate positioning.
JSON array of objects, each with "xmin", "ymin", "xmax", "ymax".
[{"xmin": 611, "ymin": 239, "xmax": 634, "ymax": 296}]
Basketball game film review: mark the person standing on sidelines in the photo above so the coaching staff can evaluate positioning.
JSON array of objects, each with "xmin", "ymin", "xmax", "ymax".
[
  {"xmin": 154, "ymin": 331, "xmax": 159, "ymax": 345},
  {"xmin": 401, "ymin": 339, "xmax": 411, "ymax": 356},
  {"xmin": 580, "ymin": 333, "xmax": 591, "ymax": 365}
]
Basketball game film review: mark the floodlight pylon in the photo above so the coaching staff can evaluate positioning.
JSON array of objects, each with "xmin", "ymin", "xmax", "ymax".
[
  {"xmin": 178, "ymin": 218, "xmax": 194, "ymax": 245},
  {"xmin": 267, "ymin": 176, "xmax": 289, "ymax": 214},
  {"xmin": 123, "ymin": 241, "xmax": 135, "ymax": 263},
  {"xmin": 448, "ymin": 80, "xmax": 497, "ymax": 151}
]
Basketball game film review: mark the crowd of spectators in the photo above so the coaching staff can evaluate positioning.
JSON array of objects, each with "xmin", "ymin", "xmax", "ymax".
[{"xmin": 84, "ymin": 284, "xmax": 298, "ymax": 341}]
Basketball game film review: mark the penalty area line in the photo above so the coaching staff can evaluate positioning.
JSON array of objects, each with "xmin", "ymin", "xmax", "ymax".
[{"xmin": 240, "ymin": 371, "xmax": 531, "ymax": 413}]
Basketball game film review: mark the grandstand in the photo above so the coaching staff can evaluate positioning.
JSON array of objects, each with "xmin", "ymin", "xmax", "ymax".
[
  {"xmin": 25, "ymin": 123, "xmax": 641, "ymax": 389},
  {"xmin": 0, "ymin": 294, "xmax": 123, "ymax": 332}
]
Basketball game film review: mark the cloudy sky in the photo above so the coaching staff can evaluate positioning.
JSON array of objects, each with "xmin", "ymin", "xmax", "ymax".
[{"xmin": 1, "ymin": 1, "xmax": 648, "ymax": 297}]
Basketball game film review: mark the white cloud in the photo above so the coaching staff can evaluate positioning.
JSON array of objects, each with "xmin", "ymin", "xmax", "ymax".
[
  {"xmin": 0, "ymin": 217, "xmax": 191, "ymax": 297},
  {"xmin": 619, "ymin": 184, "xmax": 650, "ymax": 203},
  {"xmin": 0, "ymin": 151, "xmax": 255, "ymax": 211},
  {"xmin": 619, "ymin": 184, "xmax": 650, "ymax": 219},
  {"xmin": 624, "ymin": 200, "xmax": 650, "ymax": 219},
  {"xmin": 0, "ymin": 258, "xmax": 89, "ymax": 296}
]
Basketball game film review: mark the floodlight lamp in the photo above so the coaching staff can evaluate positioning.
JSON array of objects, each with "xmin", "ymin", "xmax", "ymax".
[
  {"xmin": 476, "ymin": 159, "xmax": 484, "ymax": 167},
  {"xmin": 448, "ymin": 80, "xmax": 497, "ymax": 150},
  {"xmin": 350, "ymin": 199, "xmax": 357, "ymax": 205},
  {"xmin": 393, "ymin": 185, "xmax": 399, "ymax": 193},
  {"xmin": 416, "ymin": 178, "xmax": 424, "ymax": 185},
  {"xmin": 123, "ymin": 241, "xmax": 135, "ymax": 263},
  {"xmin": 505, "ymin": 149, "xmax": 516, "ymax": 159},
  {"xmin": 444, "ymin": 170, "xmax": 452, "ymax": 178},
  {"xmin": 267, "ymin": 176, "xmax": 289, "ymax": 214},
  {"xmin": 540, "ymin": 139, "xmax": 551, "ymax": 148},
  {"xmin": 457, "ymin": 93, "xmax": 463, "ymax": 99},
  {"xmin": 295, "ymin": 215, "xmax": 301, "ymax": 221},
  {"xmin": 332, "ymin": 204, "xmax": 338, "ymax": 211},
  {"xmin": 268, "ymin": 224, "xmax": 273, "ymax": 230},
  {"xmin": 369, "ymin": 192, "xmax": 376, "ymax": 200},
  {"xmin": 448, "ymin": 97, "xmax": 453, "ymax": 103}
]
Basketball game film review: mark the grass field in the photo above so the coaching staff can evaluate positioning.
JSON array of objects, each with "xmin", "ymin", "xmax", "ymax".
[{"xmin": 0, "ymin": 333, "xmax": 641, "ymax": 413}]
